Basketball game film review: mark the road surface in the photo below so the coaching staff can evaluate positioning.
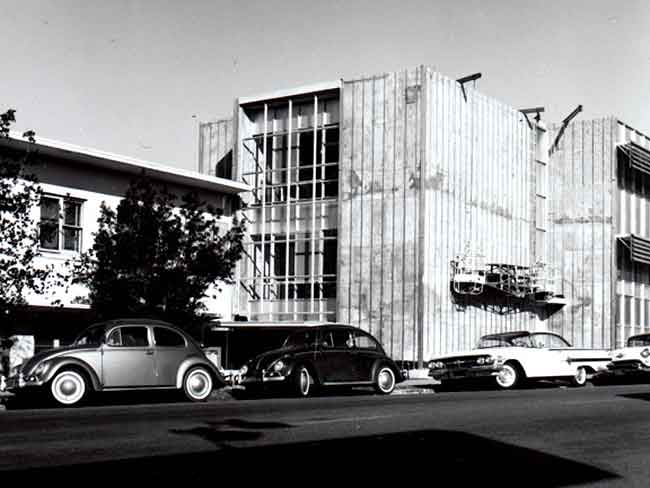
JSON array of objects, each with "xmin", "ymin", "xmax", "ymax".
[{"xmin": 1, "ymin": 384, "xmax": 650, "ymax": 485}]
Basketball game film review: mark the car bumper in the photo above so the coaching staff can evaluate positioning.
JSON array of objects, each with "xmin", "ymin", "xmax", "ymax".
[
  {"xmin": 607, "ymin": 362, "xmax": 650, "ymax": 375},
  {"xmin": 4, "ymin": 374, "xmax": 44, "ymax": 391},
  {"xmin": 240, "ymin": 374, "xmax": 288, "ymax": 387},
  {"xmin": 429, "ymin": 366, "xmax": 500, "ymax": 381}
]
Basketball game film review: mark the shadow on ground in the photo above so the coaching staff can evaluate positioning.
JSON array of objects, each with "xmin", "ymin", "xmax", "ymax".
[
  {"xmin": 618, "ymin": 392, "xmax": 650, "ymax": 402},
  {"xmin": 3, "ymin": 429, "xmax": 619, "ymax": 486},
  {"xmin": 3, "ymin": 390, "xmax": 188, "ymax": 410}
]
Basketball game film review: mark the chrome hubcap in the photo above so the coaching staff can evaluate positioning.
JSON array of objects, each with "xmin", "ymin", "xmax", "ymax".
[
  {"xmin": 497, "ymin": 366, "xmax": 516, "ymax": 388},
  {"xmin": 575, "ymin": 368, "xmax": 586, "ymax": 384},
  {"xmin": 378, "ymin": 369, "xmax": 394, "ymax": 391},
  {"xmin": 52, "ymin": 372, "xmax": 85, "ymax": 405},
  {"xmin": 188, "ymin": 370, "xmax": 211, "ymax": 399}
]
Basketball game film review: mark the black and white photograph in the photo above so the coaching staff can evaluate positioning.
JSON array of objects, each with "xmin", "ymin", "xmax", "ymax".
[{"xmin": 1, "ymin": 0, "xmax": 649, "ymax": 484}]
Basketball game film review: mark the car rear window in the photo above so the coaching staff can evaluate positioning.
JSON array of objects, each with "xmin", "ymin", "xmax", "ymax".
[{"xmin": 154, "ymin": 327, "xmax": 186, "ymax": 347}]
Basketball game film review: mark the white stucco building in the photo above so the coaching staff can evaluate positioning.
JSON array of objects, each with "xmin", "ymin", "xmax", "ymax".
[{"xmin": 0, "ymin": 134, "xmax": 249, "ymax": 345}]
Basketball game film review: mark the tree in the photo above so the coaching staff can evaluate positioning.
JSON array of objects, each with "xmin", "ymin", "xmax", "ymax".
[
  {"xmin": 0, "ymin": 109, "xmax": 52, "ymax": 332},
  {"xmin": 72, "ymin": 172, "xmax": 245, "ymax": 329}
]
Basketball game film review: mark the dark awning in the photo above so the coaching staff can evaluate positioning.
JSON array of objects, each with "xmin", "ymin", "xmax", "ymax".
[
  {"xmin": 620, "ymin": 234, "xmax": 650, "ymax": 265},
  {"xmin": 620, "ymin": 141, "xmax": 650, "ymax": 176}
]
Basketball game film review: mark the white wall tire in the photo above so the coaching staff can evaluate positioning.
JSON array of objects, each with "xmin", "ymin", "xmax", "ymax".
[
  {"xmin": 495, "ymin": 363, "xmax": 521, "ymax": 390},
  {"xmin": 295, "ymin": 366, "xmax": 311, "ymax": 397},
  {"xmin": 374, "ymin": 366, "xmax": 396, "ymax": 395},
  {"xmin": 571, "ymin": 366, "xmax": 588, "ymax": 387},
  {"xmin": 183, "ymin": 367, "xmax": 213, "ymax": 402},
  {"xmin": 50, "ymin": 370, "xmax": 87, "ymax": 406}
]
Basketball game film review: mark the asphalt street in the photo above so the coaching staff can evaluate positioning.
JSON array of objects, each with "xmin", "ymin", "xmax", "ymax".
[{"xmin": 2, "ymin": 383, "xmax": 650, "ymax": 485}]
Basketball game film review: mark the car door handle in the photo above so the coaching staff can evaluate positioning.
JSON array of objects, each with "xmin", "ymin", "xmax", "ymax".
[{"xmin": 145, "ymin": 350, "xmax": 154, "ymax": 355}]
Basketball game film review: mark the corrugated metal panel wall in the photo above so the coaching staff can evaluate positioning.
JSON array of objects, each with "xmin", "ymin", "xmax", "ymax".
[
  {"xmin": 339, "ymin": 66, "xmax": 538, "ymax": 362},
  {"xmin": 614, "ymin": 121, "xmax": 650, "ymax": 347},
  {"xmin": 547, "ymin": 118, "xmax": 615, "ymax": 349},
  {"xmin": 422, "ymin": 69, "xmax": 536, "ymax": 359},
  {"xmin": 198, "ymin": 119, "xmax": 233, "ymax": 176},
  {"xmin": 338, "ymin": 68, "xmax": 422, "ymax": 360}
]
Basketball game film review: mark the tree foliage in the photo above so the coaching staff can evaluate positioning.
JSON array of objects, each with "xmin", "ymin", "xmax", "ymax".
[
  {"xmin": 0, "ymin": 109, "xmax": 52, "ymax": 328},
  {"xmin": 72, "ymin": 173, "xmax": 245, "ymax": 328}
]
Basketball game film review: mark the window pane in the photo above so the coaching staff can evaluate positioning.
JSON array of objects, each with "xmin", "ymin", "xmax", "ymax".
[
  {"xmin": 64, "ymin": 201, "xmax": 81, "ymax": 225},
  {"xmin": 63, "ymin": 227, "xmax": 80, "ymax": 252},
  {"xmin": 40, "ymin": 197, "xmax": 59, "ymax": 220},
  {"xmin": 154, "ymin": 327, "xmax": 185, "ymax": 347},
  {"xmin": 40, "ymin": 197, "xmax": 60, "ymax": 249}
]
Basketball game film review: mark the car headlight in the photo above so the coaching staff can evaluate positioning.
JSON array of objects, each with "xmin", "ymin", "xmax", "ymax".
[
  {"xmin": 272, "ymin": 360, "xmax": 285, "ymax": 372},
  {"xmin": 239, "ymin": 365, "xmax": 248, "ymax": 376},
  {"xmin": 32, "ymin": 362, "xmax": 50, "ymax": 378}
]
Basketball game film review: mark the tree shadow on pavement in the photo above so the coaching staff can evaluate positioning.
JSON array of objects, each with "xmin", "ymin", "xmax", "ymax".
[
  {"xmin": 170, "ymin": 418, "xmax": 294, "ymax": 445},
  {"xmin": 4, "ymin": 429, "xmax": 619, "ymax": 486}
]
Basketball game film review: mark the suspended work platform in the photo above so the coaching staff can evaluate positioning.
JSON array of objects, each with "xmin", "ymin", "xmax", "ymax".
[{"xmin": 449, "ymin": 253, "xmax": 567, "ymax": 316}]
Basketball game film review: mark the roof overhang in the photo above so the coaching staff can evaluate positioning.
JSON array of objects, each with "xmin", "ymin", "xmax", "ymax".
[
  {"xmin": 1, "ymin": 134, "xmax": 251, "ymax": 195},
  {"xmin": 238, "ymin": 80, "xmax": 341, "ymax": 107}
]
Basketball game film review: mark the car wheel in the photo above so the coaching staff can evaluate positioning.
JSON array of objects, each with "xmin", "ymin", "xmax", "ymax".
[
  {"xmin": 374, "ymin": 366, "xmax": 396, "ymax": 394},
  {"xmin": 495, "ymin": 362, "xmax": 522, "ymax": 390},
  {"xmin": 294, "ymin": 365, "xmax": 312, "ymax": 397},
  {"xmin": 183, "ymin": 367, "xmax": 213, "ymax": 402},
  {"xmin": 571, "ymin": 366, "xmax": 588, "ymax": 387},
  {"xmin": 49, "ymin": 369, "xmax": 87, "ymax": 406}
]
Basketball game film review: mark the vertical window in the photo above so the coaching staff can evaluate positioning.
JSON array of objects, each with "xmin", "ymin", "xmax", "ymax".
[
  {"xmin": 40, "ymin": 196, "xmax": 83, "ymax": 252},
  {"xmin": 39, "ymin": 197, "xmax": 60, "ymax": 250}
]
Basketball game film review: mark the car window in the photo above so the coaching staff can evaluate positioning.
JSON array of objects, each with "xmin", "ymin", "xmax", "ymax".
[
  {"xmin": 329, "ymin": 330, "xmax": 354, "ymax": 348},
  {"xmin": 353, "ymin": 331, "xmax": 379, "ymax": 350},
  {"xmin": 284, "ymin": 330, "xmax": 319, "ymax": 348},
  {"xmin": 628, "ymin": 335, "xmax": 650, "ymax": 347},
  {"xmin": 106, "ymin": 326, "xmax": 149, "ymax": 347},
  {"xmin": 531, "ymin": 333, "xmax": 570, "ymax": 349},
  {"xmin": 74, "ymin": 325, "xmax": 106, "ymax": 345},
  {"xmin": 154, "ymin": 327, "xmax": 186, "ymax": 347}
]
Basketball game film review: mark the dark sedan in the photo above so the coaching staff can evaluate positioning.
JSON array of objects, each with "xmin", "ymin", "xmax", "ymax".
[
  {"xmin": 4, "ymin": 318, "xmax": 225, "ymax": 406},
  {"xmin": 239, "ymin": 324, "xmax": 405, "ymax": 397}
]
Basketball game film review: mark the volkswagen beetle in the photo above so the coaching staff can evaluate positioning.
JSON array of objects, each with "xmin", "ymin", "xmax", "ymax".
[
  {"xmin": 239, "ymin": 324, "xmax": 405, "ymax": 397},
  {"xmin": 4, "ymin": 318, "xmax": 225, "ymax": 406}
]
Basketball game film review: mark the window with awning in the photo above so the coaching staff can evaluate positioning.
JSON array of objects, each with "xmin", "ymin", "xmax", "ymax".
[
  {"xmin": 619, "ymin": 234, "xmax": 650, "ymax": 265},
  {"xmin": 619, "ymin": 141, "xmax": 650, "ymax": 176}
]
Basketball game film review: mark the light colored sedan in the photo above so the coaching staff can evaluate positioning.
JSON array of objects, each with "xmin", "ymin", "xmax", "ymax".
[
  {"xmin": 428, "ymin": 331, "xmax": 611, "ymax": 390},
  {"xmin": 4, "ymin": 318, "xmax": 225, "ymax": 406},
  {"xmin": 606, "ymin": 333, "xmax": 650, "ymax": 377}
]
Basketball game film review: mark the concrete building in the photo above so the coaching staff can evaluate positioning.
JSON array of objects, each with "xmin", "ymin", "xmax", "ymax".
[
  {"xmin": 199, "ymin": 64, "xmax": 650, "ymax": 365},
  {"xmin": 547, "ymin": 119, "xmax": 650, "ymax": 349},
  {"xmin": 0, "ymin": 134, "xmax": 249, "ymax": 346}
]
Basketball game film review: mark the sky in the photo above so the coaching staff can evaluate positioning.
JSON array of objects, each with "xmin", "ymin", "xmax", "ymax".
[{"xmin": 2, "ymin": 0, "xmax": 649, "ymax": 172}]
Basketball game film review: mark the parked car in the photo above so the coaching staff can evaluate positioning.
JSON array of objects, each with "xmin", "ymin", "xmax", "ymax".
[
  {"xmin": 604, "ymin": 333, "xmax": 650, "ymax": 378},
  {"xmin": 239, "ymin": 324, "xmax": 405, "ymax": 397},
  {"xmin": 428, "ymin": 330, "xmax": 611, "ymax": 390},
  {"xmin": 3, "ymin": 318, "xmax": 225, "ymax": 406}
]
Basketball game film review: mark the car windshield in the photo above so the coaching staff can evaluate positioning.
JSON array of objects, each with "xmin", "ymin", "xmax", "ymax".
[
  {"xmin": 283, "ymin": 329, "xmax": 319, "ymax": 348},
  {"xmin": 477, "ymin": 335, "xmax": 532, "ymax": 348},
  {"xmin": 628, "ymin": 336, "xmax": 650, "ymax": 347},
  {"xmin": 74, "ymin": 325, "xmax": 106, "ymax": 346}
]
